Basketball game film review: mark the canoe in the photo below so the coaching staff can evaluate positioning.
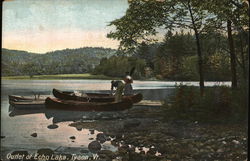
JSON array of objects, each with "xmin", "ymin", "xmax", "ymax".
[
  {"xmin": 52, "ymin": 88, "xmax": 113, "ymax": 102},
  {"xmin": 8, "ymin": 92, "xmax": 111, "ymax": 102},
  {"xmin": 45, "ymin": 97, "xmax": 133, "ymax": 111},
  {"xmin": 9, "ymin": 95, "xmax": 47, "ymax": 102},
  {"xmin": 9, "ymin": 92, "xmax": 143, "ymax": 104},
  {"xmin": 9, "ymin": 100, "xmax": 45, "ymax": 109},
  {"xmin": 52, "ymin": 88, "xmax": 143, "ymax": 103}
]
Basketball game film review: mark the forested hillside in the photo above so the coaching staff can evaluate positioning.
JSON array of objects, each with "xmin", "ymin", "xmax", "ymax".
[
  {"xmin": 1, "ymin": 47, "xmax": 116, "ymax": 77},
  {"xmin": 94, "ymin": 31, "xmax": 248, "ymax": 81}
]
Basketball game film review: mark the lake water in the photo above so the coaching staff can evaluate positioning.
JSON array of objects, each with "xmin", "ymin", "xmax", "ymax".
[{"xmin": 1, "ymin": 79, "xmax": 231, "ymax": 159}]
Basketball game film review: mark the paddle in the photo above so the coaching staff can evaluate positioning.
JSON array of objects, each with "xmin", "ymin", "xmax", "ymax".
[{"xmin": 129, "ymin": 67, "xmax": 136, "ymax": 76}]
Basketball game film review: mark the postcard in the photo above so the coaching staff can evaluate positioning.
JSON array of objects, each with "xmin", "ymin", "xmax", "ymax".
[{"xmin": 1, "ymin": 0, "xmax": 248, "ymax": 161}]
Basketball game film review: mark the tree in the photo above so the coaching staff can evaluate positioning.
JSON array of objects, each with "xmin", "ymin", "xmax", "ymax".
[
  {"xmin": 23, "ymin": 62, "xmax": 36, "ymax": 78},
  {"xmin": 154, "ymin": 32, "xmax": 196, "ymax": 80},
  {"xmin": 227, "ymin": 20, "xmax": 238, "ymax": 89},
  {"xmin": 135, "ymin": 42, "xmax": 158, "ymax": 70},
  {"xmin": 93, "ymin": 55, "xmax": 146, "ymax": 79},
  {"xmin": 108, "ymin": 0, "xmax": 216, "ymax": 94},
  {"xmin": 202, "ymin": 0, "xmax": 249, "ymax": 89}
]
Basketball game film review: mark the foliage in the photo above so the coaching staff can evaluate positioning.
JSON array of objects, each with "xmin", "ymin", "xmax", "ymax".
[
  {"xmin": 203, "ymin": 0, "xmax": 249, "ymax": 30},
  {"xmin": 163, "ymin": 85, "xmax": 248, "ymax": 123},
  {"xmin": 1, "ymin": 47, "xmax": 116, "ymax": 76},
  {"xmin": 107, "ymin": 0, "xmax": 167, "ymax": 51},
  {"xmin": 153, "ymin": 32, "xmax": 198, "ymax": 80},
  {"xmin": 151, "ymin": 32, "xmax": 232, "ymax": 81},
  {"xmin": 23, "ymin": 62, "xmax": 36, "ymax": 78},
  {"xmin": 93, "ymin": 55, "xmax": 146, "ymax": 79},
  {"xmin": 107, "ymin": 0, "xmax": 218, "ymax": 50},
  {"xmin": 134, "ymin": 42, "xmax": 159, "ymax": 70},
  {"xmin": 180, "ymin": 56, "xmax": 200, "ymax": 80}
]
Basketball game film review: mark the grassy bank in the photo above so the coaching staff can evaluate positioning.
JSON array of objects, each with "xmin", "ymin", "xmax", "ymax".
[
  {"xmin": 163, "ymin": 85, "xmax": 248, "ymax": 123},
  {"xmin": 1, "ymin": 73, "xmax": 120, "ymax": 80}
]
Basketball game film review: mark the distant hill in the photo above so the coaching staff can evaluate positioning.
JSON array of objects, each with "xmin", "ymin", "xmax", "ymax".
[{"xmin": 1, "ymin": 47, "xmax": 116, "ymax": 76}]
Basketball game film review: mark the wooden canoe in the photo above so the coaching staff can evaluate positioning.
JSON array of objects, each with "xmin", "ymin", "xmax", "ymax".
[
  {"xmin": 9, "ymin": 100, "xmax": 45, "ymax": 109},
  {"xmin": 9, "ymin": 95, "xmax": 47, "ymax": 102},
  {"xmin": 45, "ymin": 97, "xmax": 133, "ymax": 111},
  {"xmin": 52, "ymin": 88, "xmax": 143, "ymax": 103},
  {"xmin": 9, "ymin": 92, "xmax": 112, "ymax": 103}
]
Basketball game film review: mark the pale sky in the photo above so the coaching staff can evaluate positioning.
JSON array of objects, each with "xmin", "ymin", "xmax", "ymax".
[{"xmin": 2, "ymin": 0, "xmax": 128, "ymax": 53}]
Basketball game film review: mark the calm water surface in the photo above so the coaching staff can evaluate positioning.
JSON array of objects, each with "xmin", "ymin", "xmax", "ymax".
[{"xmin": 1, "ymin": 79, "xmax": 231, "ymax": 158}]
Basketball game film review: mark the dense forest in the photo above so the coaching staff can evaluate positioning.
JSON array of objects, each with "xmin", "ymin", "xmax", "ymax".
[
  {"xmin": 1, "ymin": 47, "xmax": 116, "ymax": 77},
  {"xmin": 105, "ymin": 0, "xmax": 248, "ymax": 92},
  {"xmin": 94, "ymin": 31, "xmax": 246, "ymax": 81}
]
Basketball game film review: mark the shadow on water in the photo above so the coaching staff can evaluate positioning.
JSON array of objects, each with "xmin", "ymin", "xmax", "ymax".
[{"xmin": 8, "ymin": 105, "xmax": 128, "ymax": 124}]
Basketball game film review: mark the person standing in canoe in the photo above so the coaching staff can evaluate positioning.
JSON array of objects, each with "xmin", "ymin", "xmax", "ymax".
[
  {"xmin": 111, "ymin": 75, "xmax": 133, "ymax": 102},
  {"xmin": 124, "ymin": 75, "xmax": 133, "ymax": 96}
]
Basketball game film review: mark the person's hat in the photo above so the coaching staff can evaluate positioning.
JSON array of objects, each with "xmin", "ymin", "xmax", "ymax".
[
  {"xmin": 125, "ymin": 75, "xmax": 133, "ymax": 83},
  {"xmin": 126, "ymin": 75, "xmax": 132, "ymax": 80}
]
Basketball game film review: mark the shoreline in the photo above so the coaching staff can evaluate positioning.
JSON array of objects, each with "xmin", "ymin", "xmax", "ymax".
[
  {"xmin": 1, "ymin": 74, "xmax": 231, "ymax": 82},
  {"xmin": 1, "ymin": 74, "xmax": 118, "ymax": 80}
]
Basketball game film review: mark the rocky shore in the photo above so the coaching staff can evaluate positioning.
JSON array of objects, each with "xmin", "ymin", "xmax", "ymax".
[
  {"xmin": 2, "ymin": 106, "xmax": 247, "ymax": 161},
  {"xmin": 68, "ymin": 107, "xmax": 248, "ymax": 161}
]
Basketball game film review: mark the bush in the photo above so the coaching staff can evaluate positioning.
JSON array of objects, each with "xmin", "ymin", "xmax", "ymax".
[{"xmin": 163, "ymin": 85, "xmax": 248, "ymax": 123}]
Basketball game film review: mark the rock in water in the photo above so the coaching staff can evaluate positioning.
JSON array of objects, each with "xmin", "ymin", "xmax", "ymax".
[
  {"xmin": 31, "ymin": 133, "xmax": 37, "ymax": 137},
  {"xmin": 47, "ymin": 124, "xmax": 59, "ymax": 129},
  {"xmin": 88, "ymin": 141, "xmax": 101, "ymax": 152},
  {"xmin": 96, "ymin": 133, "xmax": 107, "ymax": 143},
  {"xmin": 70, "ymin": 136, "xmax": 76, "ymax": 140},
  {"xmin": 76, "ymin": 125, "xmax": 83, "ymax": 131},
  {"xmin": 89, "ymin": 129, "xmax": 95, "ymax": 134}
]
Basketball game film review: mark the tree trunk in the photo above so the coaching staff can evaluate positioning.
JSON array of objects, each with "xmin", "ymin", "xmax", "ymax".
[
  {"xmin": 187, "ymin": 2, "xmax": 205, "ymax": 95},
  {"xmin": 239, "ymin": 33, "xmax": 247, "ymax": 81},
  {"xmin": 227, "ymin": 20, "xmax": 237, "ymax": 89},
  {"xmin": 194, "ymin": 30, "xmax": 205, "ymax": 95}
]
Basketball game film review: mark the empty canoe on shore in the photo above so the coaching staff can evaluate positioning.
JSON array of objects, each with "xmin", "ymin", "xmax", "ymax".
[
  {"xmin": 45, "ymin": 97, "xmax": 133, "ymax": 111},
  {"xmin": 53, "ymin": 88, "xmax": 143, "ymax": 103},
  {"xmin": 9, "ymin": 95, "xmax": 47, "ymax": 102}
]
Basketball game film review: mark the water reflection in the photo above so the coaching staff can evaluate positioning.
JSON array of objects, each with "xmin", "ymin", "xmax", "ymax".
[
  {"xmin": 3, "ymin": 105, "xmax": 119, "ymax": 159},
  {"xmin": 8, "ymin": 105, "xmax": 127, "ymax": 124},
  {"xmin": 8, "ymin": 106, "xmax": 45, "ymax": 117}
]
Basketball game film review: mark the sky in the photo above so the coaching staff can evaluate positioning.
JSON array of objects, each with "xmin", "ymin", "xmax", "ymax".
[{"xmin": 2, "ymin": 0, "xmax": 129, "ymax": 53}]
